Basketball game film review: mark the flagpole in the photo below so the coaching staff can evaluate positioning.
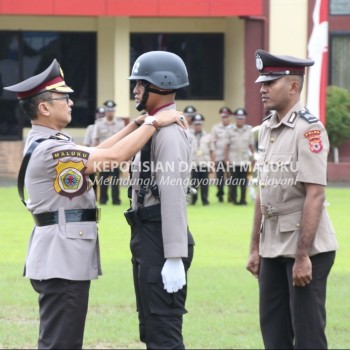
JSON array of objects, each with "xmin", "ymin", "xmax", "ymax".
[{"xmin": 306, "ymin": 0, "xmax": 329, "ymax": 125}]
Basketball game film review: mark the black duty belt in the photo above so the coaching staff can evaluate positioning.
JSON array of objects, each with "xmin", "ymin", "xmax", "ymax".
[
  {"xmin": 124, "ymin": 203, "xmax": 161, "ymax": 226},
  {"xmin": 33, "ymin": 208, "xmax": 100, "ymax": 227}
]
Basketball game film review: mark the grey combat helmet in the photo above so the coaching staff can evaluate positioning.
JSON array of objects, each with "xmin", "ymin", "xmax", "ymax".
[
  {"xmin": 129, "ymin": 51, "xmax": 189, "ymax": 111},
  {"xmin": 129, "ymin": 51, "xmax": 189, "ymax": 89}
]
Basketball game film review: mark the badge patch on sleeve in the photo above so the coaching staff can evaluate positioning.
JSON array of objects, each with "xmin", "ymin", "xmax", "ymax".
[
  {"xmin": 304, "ymin": 130, "xmax": 323, "ymax": 153},
  {"xmin": 54, "ymin": 160, "xmax": 87, "ymax": 198}
]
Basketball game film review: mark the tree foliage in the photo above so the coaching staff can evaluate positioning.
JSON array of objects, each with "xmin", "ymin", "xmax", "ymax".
[{"xmin": 325, "ymin": 85, "xmax": 350, "ymax": 148}]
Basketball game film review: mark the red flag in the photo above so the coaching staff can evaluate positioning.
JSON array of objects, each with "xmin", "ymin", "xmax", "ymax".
[{"xmin": 306, "ymin": 0, "xmax": 328, "ymax": 125}]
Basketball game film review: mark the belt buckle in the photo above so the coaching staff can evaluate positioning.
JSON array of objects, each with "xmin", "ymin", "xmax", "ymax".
[
  {"xmin": 96, "ymin": 207, "xmax": 101, "ymax": 223},
  {"xmin": 261, "ymin": 204, "xmax": 273, "ymax": 217},
  {"xmin": 266, "ymin": 205, "xmax": 273, "ymax": 217}
]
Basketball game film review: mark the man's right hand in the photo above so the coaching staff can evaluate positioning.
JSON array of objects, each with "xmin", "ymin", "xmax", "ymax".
[{"xmin": 246, "ymin": 250, "xmax": 261, "ymax": 279}]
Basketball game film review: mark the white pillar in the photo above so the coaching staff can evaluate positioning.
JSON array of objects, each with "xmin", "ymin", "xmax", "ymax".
[{"xmin": 97, "ymin": 17, "xmax": 130, "ymax": 117}]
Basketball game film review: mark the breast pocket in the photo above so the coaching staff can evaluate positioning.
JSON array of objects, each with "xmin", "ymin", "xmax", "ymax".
[
  {"xmin": 269, "ymin": 154, "xmax": 293, "ymax": 169},
  {"xmin": 65, "ymin": 222, "xmax": 97, "ymax": 240},
  {"xmin": 269, "ymin": 154, "xmax": 295, "ymax": 188}
]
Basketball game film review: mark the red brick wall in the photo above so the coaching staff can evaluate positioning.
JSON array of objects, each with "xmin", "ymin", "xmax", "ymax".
[{"xmin": 0, "ymin": 141, "xmax": 23, "ymax": 180}]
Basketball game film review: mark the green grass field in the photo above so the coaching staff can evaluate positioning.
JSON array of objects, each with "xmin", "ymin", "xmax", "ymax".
[{"xmin": 0, "ymin": 185, "xmax": 349, "ymax": 349}]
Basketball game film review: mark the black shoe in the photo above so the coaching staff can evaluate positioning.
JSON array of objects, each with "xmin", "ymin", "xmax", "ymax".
[
  {"xmin": 100, "ymin": 201, "xmax": 107, "ymax": 205},
  {"xmin": 203, "ymin": 201, "xmax": 210, "ymax": 206},
  {"xmin": 216, "ymin": 193, "xmax": 223, "ymax": 202},
  {"xmin": 192, "ymin": 194, "xmax": 198, "ymax": 205},
  {"xmin": 113, "ymin": 200, "xmax": 121, "ymax": 205},
  {"xmin": 240, "ymin": 200, "xmax": 247, "ymax": 206}
]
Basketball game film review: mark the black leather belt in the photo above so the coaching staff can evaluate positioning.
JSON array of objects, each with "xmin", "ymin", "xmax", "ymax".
[
  {"xmin": 124, "ymin": 204, "xmax": 161, "ymax": 226},
  {"xmin": 33, "ymin": 208, "xmax": 100, "ymax": 227}
]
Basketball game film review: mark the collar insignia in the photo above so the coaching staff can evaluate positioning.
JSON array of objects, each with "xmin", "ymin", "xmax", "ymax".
[{"xmin": 287, "ymin": 112, "xmax": 298, "ymax": 124}]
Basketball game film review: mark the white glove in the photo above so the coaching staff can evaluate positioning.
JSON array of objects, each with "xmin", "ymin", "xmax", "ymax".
[{"xmin": 161, "ymin": 258, "xmax": 186, "ymax": 293}]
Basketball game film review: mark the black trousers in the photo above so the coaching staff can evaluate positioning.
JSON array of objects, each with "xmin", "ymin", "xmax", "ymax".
[
  {"xmin": 130, "ymin": 216, "xmax": 194, "ymax": 349},
  {"xmin": 99, "ymin": 167, "xmax": 120, "ymax": 204},
  {"xmin": 191, "ymin": 167, "xmax": 209, "ymax": 204},
  {"xmin": 30, "ymin": 278, "xmax": 91, "ymax": 349},
  {"xmin": 259, "ymin": 251, "xmax": 336, "ymax": 349},
  {"xmin": 228, "ymin": 165, "xmax": 248, "ymax": 203},
  {"xmin": 215, "ymin": 161, "xmax": 227, "ymax": 199}
]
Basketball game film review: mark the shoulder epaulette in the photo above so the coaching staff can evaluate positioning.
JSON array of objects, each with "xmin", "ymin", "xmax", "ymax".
[
  {"xmin": 298, "ymin": 109, "xmax": 319, "ymax": 124},
  {"xmin": 54, "ymin": 132, "xmax": 71, "ymax": 141}
]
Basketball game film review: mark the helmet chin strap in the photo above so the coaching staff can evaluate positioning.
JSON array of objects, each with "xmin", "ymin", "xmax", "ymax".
[
  {"xmin": 135, "ymin": 80, "xmax": 176, "ymax": 112},
  {"xmin": 147, "ymin": 87, "xmax": 176, "ymax": 95},
  {"xmin": 136, "ymin": 89, "xmax": 149, "ymax": 111}
]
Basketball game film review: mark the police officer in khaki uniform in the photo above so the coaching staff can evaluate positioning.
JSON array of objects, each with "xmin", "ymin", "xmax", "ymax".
[
  {"xmin": 183, "ymin": 105, "xmax": 197, "ymax": 130},
  {"xmin": 83, "ymin": 106, "xmax": 106, "ymax": 194},
  {"xmin": 83, "ymin": 106, "xmax": 106, "ymax": 147},
  {"xmin": 4, "ymin": 59, "xmax": 184, "ymax": 349},
  {"xmin": 246, "ymin": 50, "xmax": 339, "ymax": 349},
  {"xmin": 191, "ymin": 113, "xmax": 214, "ymax": 205},
  {"xmin": 93, "ymin": 100, "xmax": 125, "ymax": 205},
  {"xmin": 125, "ymin": 51, "xmax": 194, "ymax": 349},
  {"xmin": 225, "ymin": 108, "xmax": 255, "ymax": 205},
  {"xmin": 211, "ymin": 107, "xmax": 234, "ymax": 202}
]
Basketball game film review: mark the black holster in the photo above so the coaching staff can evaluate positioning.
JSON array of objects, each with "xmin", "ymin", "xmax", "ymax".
[{"xmin": 124, "ymin": 203, "xmax": 161, "ymax": 226}]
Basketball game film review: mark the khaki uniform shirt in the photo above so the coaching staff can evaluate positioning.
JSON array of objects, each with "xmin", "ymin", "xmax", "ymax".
[
  {"xmin": 191, "ymin": 130, "xmax": 213, "ymax": 168},
  {"xmin": 83, "ymin": 124, "xmax": 95, "ymax": 146},
  {"xmin": 131, "ymin": 104, "xmax": 193, "ymax": 258},
  {"xmin": 227, "ymin": 124, "xmax": 254, "ymax": 165},
  {"xmin": 92, "ymin": 117, "xmax": 125, "ymax": 144},
  {"xmin": 83, "ymin": 119, "xmax": 102, "ymax": 146},
  {"xmin": 211, "ymin": 122, "xmax": 233, "ymax": 161},
  {"xmin": 257, "ymin": 101, "xmax": 338, "ymax": 258},
  {"xmin": 23, "ymin": 125, "xmax": 101, "ymax": 280}
]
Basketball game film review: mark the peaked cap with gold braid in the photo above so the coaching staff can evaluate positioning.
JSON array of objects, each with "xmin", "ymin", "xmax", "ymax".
[{"xmin": 4, "ymin": 59, "xmax": 74, "ymax": 99}]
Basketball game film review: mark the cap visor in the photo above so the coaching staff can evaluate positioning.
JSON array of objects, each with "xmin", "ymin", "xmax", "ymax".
[
  {"xmin": 51, "ymin": 86, "xmax": 74, "ymax": 93},
  {"xmin": 255, "ymin": 75, "xmax": 283, "ymax": 83}
]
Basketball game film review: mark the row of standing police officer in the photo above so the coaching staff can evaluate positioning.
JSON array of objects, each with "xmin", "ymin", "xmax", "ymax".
[
  {"xmin": 187, "ymin": 106, "xmax": 255, "ymax": 206},
  {"xmin": 83, "ymin": 100, "xmax": 124, "ymax": 205}
]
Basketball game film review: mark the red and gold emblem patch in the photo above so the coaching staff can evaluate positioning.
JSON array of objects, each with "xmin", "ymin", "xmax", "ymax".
[
  {"xmin": 304, "ymin": 130, "xmax": 323, "ymax": 153},
  {"xmin": 54, "ymin": 160, "xmax": 87, "ymax": 198}
]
